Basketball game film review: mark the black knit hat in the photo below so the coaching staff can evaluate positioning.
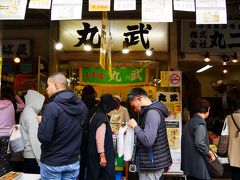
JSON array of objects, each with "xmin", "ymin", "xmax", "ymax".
[{"xmin": 99, "ymin": 94, "xmax": 118, "ymax": 113}]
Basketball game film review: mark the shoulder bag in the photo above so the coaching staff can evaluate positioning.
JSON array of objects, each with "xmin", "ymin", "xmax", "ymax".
[
  {"xmin": 217, "ymin": 118, "xmax": 229, "ymax": 157},
  {"xmin": 231, "ymin": 114, "xmax": 240, "ymax": 137},
  {"xmin": 186, "ymin": 124, "xmax": 223, "ymax": 178}
]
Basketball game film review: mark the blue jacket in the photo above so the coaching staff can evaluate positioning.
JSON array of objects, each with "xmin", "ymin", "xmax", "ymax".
[{"xmin": 38, "ymin": 90, "xmax": 88, "ymax": 166}]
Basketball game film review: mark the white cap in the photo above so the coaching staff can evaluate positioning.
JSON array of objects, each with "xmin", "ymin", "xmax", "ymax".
[{"xmin": 113, "ymin": 95, "xmax": 121, "ymax": 102}]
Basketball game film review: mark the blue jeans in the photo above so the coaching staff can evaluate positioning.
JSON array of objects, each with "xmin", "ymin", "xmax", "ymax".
[{"xmin": 40, "ymin": 161, "xmax": 79, "ymax": 180}]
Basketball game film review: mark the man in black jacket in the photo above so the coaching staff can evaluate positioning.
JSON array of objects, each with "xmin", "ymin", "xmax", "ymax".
[{"xmin": 37, "ymin": 72, "xmax": 88, "ymax": 180}]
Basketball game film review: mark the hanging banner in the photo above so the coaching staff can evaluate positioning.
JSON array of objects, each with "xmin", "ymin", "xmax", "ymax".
[
  {"xmin": 80, "ymin": 67, "xmax": 147, "ymax": 86},
  {"xmin": 196, "ymin": 0, "xmax": 227, "ymax": 24},
  {"xmin": 161, "ymin": 71, "xmax": 182, "ymax": 87},
  {"xmin": 142, "ymin": 0, "xmax": 173, "ymax": 22},
  {"xmin": 173, "ymin": 0, "xmax": 195, "ymax": 12},
  {"xmin": 0, "ymin": 0, "xmax": 28, "ymax": 20},
  {"xmin": 29, "ymin": 0, "xmax": 51, "ymax": 9},
  {"xmin": 51, "ymin": 0, "xmax": 83, "ymax": 20},
  {"xmin": 157, "ymin": 91, "xmax": 182, "ymax": 172},
  {"xmin": 99, "ymin": 12, "xmax": 108, "ymax": 69},
  {"xmin": 114, "ymin": 0, "xmax": 136, "ymax": 11},
  {"xmin": 181, "ymin": 21, "xmax": 240, "ymax": 52},
  {"xmin": 89, "ymin": 0, "xmax": 110, "ymax": 11}
]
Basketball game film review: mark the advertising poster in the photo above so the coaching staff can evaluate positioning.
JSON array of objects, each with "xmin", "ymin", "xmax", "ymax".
[
  {"xmin": 196, "ymin": 0, "xmax": 227, "ymax": 24},
  {"xmin": 142, "ymin": 0, "xmax": 173, "ymax": 22},
  {"xmin": 114, "ymin": 0, "xmax": 136, "ymax": 11},
  {"xmin": 51, "ymin": 0, "xmax": 83, "ymax": 20},
  {"xmin": 173, "ymin": 0, "xmax": 195, "ymax": 12},
  {"xmin": 0, "ymin": 0, "xmax": 28, "ymax": 20},
  {"xmin": 157, "ymin": 91, "xmax": 182, "ymax": 173},
  {"xmin": 89, "ymin": 0, "xmax": 111, "ymax": 11},
  {"xmin": 29, "ymin": 0, "xmax": 51, "ymax": 9}
]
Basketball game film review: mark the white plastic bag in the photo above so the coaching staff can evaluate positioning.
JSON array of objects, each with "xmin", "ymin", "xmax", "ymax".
[
  {"xmin": 9, "ymin": 125, "xmax": 24, "ymax": 153},
  {"xmin": 117, "ymin": 125, "xmax": 134, "ymax": 161}
]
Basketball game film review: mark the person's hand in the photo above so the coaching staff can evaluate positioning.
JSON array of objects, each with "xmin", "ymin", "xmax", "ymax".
[
  {"xmin": 99, "ymin": 153, "xmax": 107, "ymax": 167},
  {"xmin": 208, "ymin": 151, "xmax": 216, "ymax": 161},
  {"xmin": 127, "ymin": 118, "xmax": 138, "ymax": 129},
  {"xmin": 37, "ymin": 116, "xmax": 42, "ymax": 124}
]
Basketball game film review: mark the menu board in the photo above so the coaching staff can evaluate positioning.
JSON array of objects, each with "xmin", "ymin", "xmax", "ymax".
[
  {"xmin": 0, "ymin": 0, "xmax": 28, "ymax": 20},
  {"xmin": 196, "ymin": 0, "xmax": 227, "ymax": 24},
  {"xmin": 142, "ymin": 0, "xmax": 173, "ymax": 22}
]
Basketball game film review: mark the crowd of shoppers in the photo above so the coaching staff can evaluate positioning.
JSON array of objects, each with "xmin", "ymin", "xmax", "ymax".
[{"xmin": 2, "ymin": 71, "xmax": 240, "ymax": 180}]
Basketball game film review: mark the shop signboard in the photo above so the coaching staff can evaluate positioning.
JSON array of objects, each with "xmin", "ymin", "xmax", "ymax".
[
  {"xmin": 89, "ymin": 0, "xmax": 110, "ymax": 11},
  {"xmin": 181, "ymin": 20, "xmax": 240, "ymax": 52},
  {"xmin": 160, "ymin": 71, "xmax": 182, "ymax": 87},
  {"xmin": 29, "ymin": 0, "xmax": 51, "ymax": 9},
  {"xmin": 80, "ymin": 66, "xmax": 147, "ymax": 86},
  {"xmin": 173, "ymin": 0, "xmax": 195, "ymax": 12},
  {"xmin": 157, "ymin": 91, "xmax": 182, "ymax": 173},
  {"xmin": 142, "ymin": 0, "xmax": 173, "ymax": 22},
  {"xmin": 2, "ymin": 40, "xmax": 31, "ymax": 59},
  {"xmin": 0, "ymin": 0, "xmax": 28, "ymax": 20},
  {"xmin": 59, "ymin": 20, "xmax": 168, "ymax": 52}
]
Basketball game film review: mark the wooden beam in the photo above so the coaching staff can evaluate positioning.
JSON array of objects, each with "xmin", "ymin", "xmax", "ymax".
[{"xmin": 57, "ymin": 51, "xmax": 169, "ymax": 62}]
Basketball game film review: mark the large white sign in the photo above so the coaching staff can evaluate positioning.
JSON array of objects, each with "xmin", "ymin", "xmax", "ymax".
[
  {"xmin": 59, "ymin": 20, "xmax": 169, "ymax": 52},
  {"xmin": 89, "ymin": 0, "xmax": 111, "ymax": 11},
  {"xmin": 114, "ymin": 0, "xmax": 136, "ymax": 11},
  {"xmin": 29, "ymin": 0, "xmax": 51, "ymax": 9},
  {"xmin": 173, "ymin": 0, "xmax": 195, "ymax": 12},
  {"xmin": 196, "ymin": 0, "xmax": 227, "ymax": 24},
  {"xmin": 181, "ymin": 21, "xmax": 240, "ymax": 52},
  {"xmin": 0, "ymin": 0, "xmax": 28, "ymax": 20},
  {"xmin": 142, "ymin": 0, "xmax": 173, "ymax": 22},
  {"xmin": 51, "ymin": 0, "xmax": 83, "ymax": 20}
]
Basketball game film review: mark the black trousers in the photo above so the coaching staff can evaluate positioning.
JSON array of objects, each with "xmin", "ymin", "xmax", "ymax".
[
  {"xmin": 231, "ymin": 166, "xmax": 240, "ymax": 180},
  {"xmin": 24, "ymin": 158, "xmax": 40, "ymax": 174},
  {"xmin": 0, "ymin": 136, "xmax": 10, "ymax": 177}
]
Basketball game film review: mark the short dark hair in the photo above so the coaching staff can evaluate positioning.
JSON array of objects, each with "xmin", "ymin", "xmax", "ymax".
[
  {"xmin": 127, "ymin": 88, "xmax": 148, "ymax": 100},
  {"xmin": 193, "ymin": 98, "xmax": 210, "ymax": 113},
  {"xmin": 230, "ymin": 96, "xmax": 240, "ymax": 111}
]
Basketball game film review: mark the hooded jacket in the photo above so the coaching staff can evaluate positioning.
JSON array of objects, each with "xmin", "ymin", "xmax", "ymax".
[
  {"xmin": 20, "ymin": 90, "xmax": 45, "ymax": 164},
  {"xmin": 0, "ymin": 100, "xmax": 15, "ymax": 136},
  {"xmin": 134, "ymin": 101, "xmax": 172, "ymax": 171},
  {"xmin": 38, "ymin": 90, "xmax": 88, "ymax": 166}
]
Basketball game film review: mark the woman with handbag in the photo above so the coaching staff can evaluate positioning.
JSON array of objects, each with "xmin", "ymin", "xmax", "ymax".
[
  {"xmin": 225, "ymin": 95, "xmax": 240, "ymax": 180},
  {"xmin": 0, "ymin": 88, "xmax": 16, "ymax": 176},
  {"xmin": 181, "ymin": 98, "xmax": 215, "ymax": 180}
]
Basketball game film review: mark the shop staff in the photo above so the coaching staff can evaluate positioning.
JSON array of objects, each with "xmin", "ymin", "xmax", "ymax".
[{"xmin": 37, "ymin": 72, "xmax": 88, "ymax": 180}]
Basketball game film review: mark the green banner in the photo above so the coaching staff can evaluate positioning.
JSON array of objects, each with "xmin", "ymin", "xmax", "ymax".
[{"xmin": 81, "ymin": 67, "xmax": 147, "ymax": 85}]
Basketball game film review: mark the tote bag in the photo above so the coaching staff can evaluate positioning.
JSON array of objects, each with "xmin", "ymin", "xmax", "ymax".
[{"xmin": 9, "ymin": 125, "xmax": 24, "ymax": 153}]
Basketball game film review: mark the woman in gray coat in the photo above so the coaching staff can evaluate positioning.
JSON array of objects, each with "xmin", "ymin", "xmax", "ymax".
[{"xmin": 181, "ymin": 98, "xmax": 215, "ymax": 180}]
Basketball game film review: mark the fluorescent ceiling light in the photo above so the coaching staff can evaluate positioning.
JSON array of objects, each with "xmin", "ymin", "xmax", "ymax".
[{"xmin": 196, "ymin": 65, "xmax": 213, "ymax": 73}]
